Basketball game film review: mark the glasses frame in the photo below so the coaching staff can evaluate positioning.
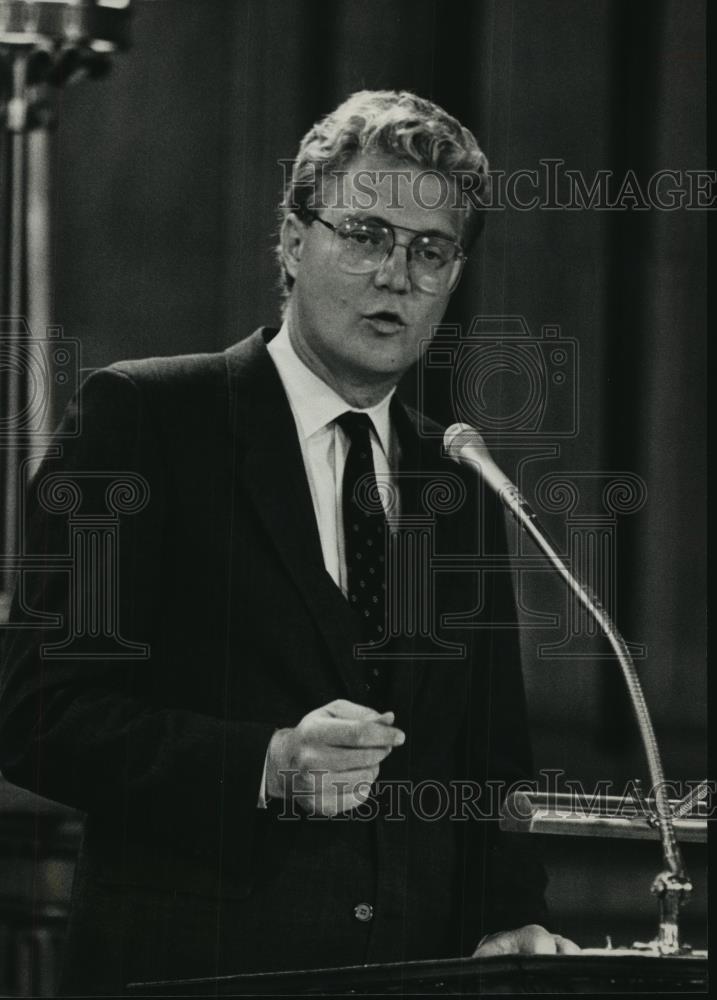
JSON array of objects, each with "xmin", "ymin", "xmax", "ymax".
[{"xmin": 300, "ymin": 209, "xmax": 468, "ymax": 293}]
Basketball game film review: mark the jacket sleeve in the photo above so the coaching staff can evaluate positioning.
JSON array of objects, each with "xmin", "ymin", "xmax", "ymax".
[{"xmin": 0, "ymin": 367, "xmax": 274, "ymax": 861}]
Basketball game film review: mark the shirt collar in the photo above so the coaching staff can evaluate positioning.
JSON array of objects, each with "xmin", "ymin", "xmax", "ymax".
[{"xmin": 267, "ymin": 322, "xmax": 395, "ymax": 457}]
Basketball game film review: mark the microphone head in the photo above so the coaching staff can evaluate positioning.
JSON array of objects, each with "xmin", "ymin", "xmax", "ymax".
[
  {"xmin": 443, "ymin": 422, "xmax": 506, "ymax": 493},
  {"xmin": 443, "ymin": 422, "xmax": 490, "ymax": 462}
]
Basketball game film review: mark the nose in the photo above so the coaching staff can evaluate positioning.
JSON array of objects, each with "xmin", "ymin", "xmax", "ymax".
[{"xmin": 373, "ymin": 242, "xmax": 411, "ymax": 293}]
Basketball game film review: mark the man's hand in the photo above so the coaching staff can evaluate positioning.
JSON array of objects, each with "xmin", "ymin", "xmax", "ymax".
[
  {"xmin": 473, "ymin": 924, "xmax": 580, "ymax": 957},
  {"xmin": 265, "ymin": 698, "xmax": 405, "ymax": 816}
]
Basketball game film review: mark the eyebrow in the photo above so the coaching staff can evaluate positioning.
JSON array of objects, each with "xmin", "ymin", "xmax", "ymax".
[{"xmin": 347, "ymin": 213, "xmax": 461, "ymax": 245}]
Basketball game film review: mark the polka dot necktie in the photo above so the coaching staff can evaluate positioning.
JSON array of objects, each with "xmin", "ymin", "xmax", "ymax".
[{"xmin": 336, "ymin": 411, "xmax": 389, "ymax": 652}]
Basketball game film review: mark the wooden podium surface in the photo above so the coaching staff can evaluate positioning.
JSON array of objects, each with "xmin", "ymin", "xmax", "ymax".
[{"xmin": 127, "ymin": 951, "xmax": 707, "ymax": 996}]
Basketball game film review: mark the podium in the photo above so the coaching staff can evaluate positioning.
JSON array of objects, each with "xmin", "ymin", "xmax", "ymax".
[{"xmin": 127, "ymin": 952, "xmax": 707, "ymax": 996}]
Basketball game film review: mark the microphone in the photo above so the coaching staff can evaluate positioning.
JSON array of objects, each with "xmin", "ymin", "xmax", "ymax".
[
  {"xmin": 444, "ymin": 423, "xmax": 614, "ymax": 644},
  {"xmin": 443, "ymin": 423, "xmax": 537, "ymax": 520},
  {"xmin": 444, "ymin": 421, "xmax": 691, "ymax": 954}
]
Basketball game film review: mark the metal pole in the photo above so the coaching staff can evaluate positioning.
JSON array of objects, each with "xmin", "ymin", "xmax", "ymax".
[
  {"xmin": 0, "ymin": 0, "xmax": 132, "ymax": 605},
  {"xmin": 2, "ymin": 50, "xmax": 29, "ymax": 594}
]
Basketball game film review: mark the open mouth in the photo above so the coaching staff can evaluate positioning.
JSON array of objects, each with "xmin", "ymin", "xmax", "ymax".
[{"xmin": 364, "ymin": 310, "xmax": 406, "ymax": 330}]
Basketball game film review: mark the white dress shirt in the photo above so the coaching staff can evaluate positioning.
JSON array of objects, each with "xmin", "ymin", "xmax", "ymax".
[
  {"xmin": 257, "ymin": 323, "xmax": 399, "ymax": 804},
  {"xmin": 267, "ymin": 323, "xmax": 398, "ymax": 593}
]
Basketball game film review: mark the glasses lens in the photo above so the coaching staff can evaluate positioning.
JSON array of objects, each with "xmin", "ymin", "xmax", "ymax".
[
  {"xmin": 410, "ymin": 236, "xmax": 462, "ymax": 293},
  {"xmin": 331, "ymin": 217, "xmax": 465, "ymax": 293},
  {"xmin": 335, "ymin": 219, "xmax": 391, "ymax": 273},
  {"xmin": 411, "ymin": 235, "xmax": 456, "ymax": 270}
]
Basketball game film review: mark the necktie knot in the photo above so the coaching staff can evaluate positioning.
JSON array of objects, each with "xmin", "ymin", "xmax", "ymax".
[{"xmin": 336, "ymin": 410, "xmax": 374, "ymax": 447}]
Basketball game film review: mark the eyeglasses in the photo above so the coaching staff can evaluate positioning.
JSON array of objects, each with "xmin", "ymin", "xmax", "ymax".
[{"xmin": 301, "ymin": 210, "xmax": 467, "ymax": 294}]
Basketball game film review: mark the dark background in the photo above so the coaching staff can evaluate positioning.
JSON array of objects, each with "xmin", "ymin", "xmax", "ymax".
[{"xmin": 0, "ymin": 0, "xmax": 708, "ymax": 993}]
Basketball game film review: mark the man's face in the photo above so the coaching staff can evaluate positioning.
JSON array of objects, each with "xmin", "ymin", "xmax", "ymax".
[{"xmin": 281, "ymin": 153, "xmax": 465, "ymax": 399}]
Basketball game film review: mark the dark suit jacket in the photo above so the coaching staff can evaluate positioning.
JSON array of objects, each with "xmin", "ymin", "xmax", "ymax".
[{"xmin": 0, "ymin": 328, "xmax": 547, "ymax": 994}]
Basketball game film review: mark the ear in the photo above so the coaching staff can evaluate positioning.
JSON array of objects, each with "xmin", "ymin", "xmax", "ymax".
[{"xmin": 280, "ymin": 213, "xmax": 306, "ymax": 282}]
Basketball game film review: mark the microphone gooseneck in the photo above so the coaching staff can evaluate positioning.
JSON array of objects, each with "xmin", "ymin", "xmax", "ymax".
[{"xmin": 444, "ymin": 422, "xmax": 691, "ymax": 955}]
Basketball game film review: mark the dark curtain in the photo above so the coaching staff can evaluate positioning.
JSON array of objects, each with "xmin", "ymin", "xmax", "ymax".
[{"xmin": 16, "ymin": 0, "xmax": 708, "ymax": 950}]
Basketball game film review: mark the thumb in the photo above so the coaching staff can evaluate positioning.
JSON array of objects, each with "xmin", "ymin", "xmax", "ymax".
[
  {"xmin": 517, "ymin": 925, "xmax": 558, "ymax": 955},
  {"xmin": 322, "ymin": 699, "xmax": 394, "ymax": 723},
  {"xmin": 475, "ymin": 925, "xmax": 557, "ymax": 957}
]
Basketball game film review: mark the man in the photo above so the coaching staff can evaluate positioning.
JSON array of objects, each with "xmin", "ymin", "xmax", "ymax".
[{"xmin": 0, "ymin": 90, "xmax": 575, "ymax": 995}]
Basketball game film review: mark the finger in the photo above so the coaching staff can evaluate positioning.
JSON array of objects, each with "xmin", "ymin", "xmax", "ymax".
[
  {"xmin": 517, "ymin": 925, "xmax": 558, "ymax": 955},
  {"xmin": 473, "ymin": 933, "xmax": 514, "ymax": 958},
  {"xmin": 373, "ymin": 712, "xmax": 397, "ymax": 726},
  {"xmin": 316, "ymin": 770, "xmax": 378, "ymax": 815},
  {"xmin": 322, "ymin": 700, "xmax": 393, "ymax": 723},
  {"xmin": 319, "ymin": 745, "xmax": 393, "ymax": 771},
  {"xmin": 326, "ymin": 767, "xmax": 380, "ymax": 792},
  {"xmin": 335, "ymin": 779, "xmax": 376, "ymax": 813},
  {"xmin": 314, "ymin": 789, "xmax": 372, "ymax": 817},
  {"xmin": 337, "ymin": 793, "xmax": 372, "ymax": 814},
  {"xmin": 554, "ymin": 935, "xmax": 581, "ymax": 955},
  {"xmin": 475, "ymin": 925, "xmax": 557, "ymax": 958},
  {"xmin": 319, "ymin": 718, "xmax": 405, "ymax": 749},
  {"xmin": 291, "ymin": 767, "xmax": 376, "ymax": 810}
]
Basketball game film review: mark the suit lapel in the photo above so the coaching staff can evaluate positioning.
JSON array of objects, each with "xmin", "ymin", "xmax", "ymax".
[
  {"xmin": 224, "ymin": 329, "xmax": 366, "ymax": 702},
  {"xmin": 223, "ymin": 330, "xmax": 474, "ymax": 717}
]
